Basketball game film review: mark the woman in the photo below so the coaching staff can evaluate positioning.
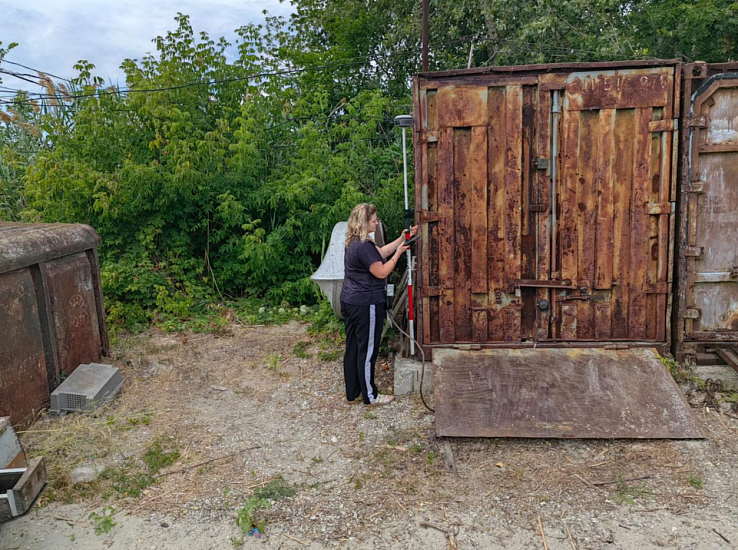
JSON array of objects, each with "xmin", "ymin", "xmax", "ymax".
[{"xmin": 340, "ymin": 203, "xmax": 418, "ymax": 405}]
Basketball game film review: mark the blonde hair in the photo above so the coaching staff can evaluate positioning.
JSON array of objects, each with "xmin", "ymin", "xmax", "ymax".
[{"xmin": 345, "ymin": 203, "xmax": 377, "ymax": 247}]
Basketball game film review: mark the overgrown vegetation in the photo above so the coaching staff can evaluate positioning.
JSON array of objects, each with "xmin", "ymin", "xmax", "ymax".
[
  {"xmin": 235, "ymin": 476, "xmax": 298, "ymax": 534},
  {"xmin": 2, "ymin": 2, "xmax": 737, "ymax": 329}
]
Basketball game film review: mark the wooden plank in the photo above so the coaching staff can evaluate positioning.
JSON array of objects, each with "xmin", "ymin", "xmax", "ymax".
[
  {"xmin": 594, "ymin": 302, "xmax": 612, "ymax": 339},
  {"xmin": 536, "ymin": 88, "xmax": 552, "ymax": 340},
  {"xmin": 576, "ymin": 110, "xmax": 598, "ymax": 339},
  {"xmin": 628, "ymin": 107, "xmax": 653, "ymax": 340},
  {"xmin": 595, "ymin": 109, "xmax": 615, "ymax": 291},
  {"xmin": 437, "ymin": 127, "xmax": 455, "ymax": 343},
  {"xmin": 488, "ymin": 87, "xmax": 507, "ymax": 342},
  {"xmin": 433, "ymin": 348, "xmax": 703, "ymax": 438},
  {"xmin": 611, "ymin": 108, "xmax": 636, "ymax": 338},
  {"xmin": 470, "ymin": 126, "xmax": 489, "ymax": 295},
  {"xmin": 437, "ymin": 86, "xmax": 488, "ymax": 127},
  {"xmin": 453, "ymin": 128, "xmax": 473, "ymax": 342},
  {"xmin": 470, "ymin": 124, "xmax": 489, "ymax": 342},
  {"xmin": 560, "ymin": 303, "xmax": 577, "ymax": 340},
  {"xmin": 9, "ymin": 457, "xmax": 45, "ymax": 514},
  {"xmin": 716, "ymin": 347, "xmax": 738, "ymax": 375},
  {"xmin": 504, "ymin": 85, "xmax": 523, "ymax": 342},
  {"xmin": 520, "ymin": 86, "xmax": 538, "ymax": 340},
  {"xmin": 559, "ymin": 99, "xmax": 579, "ymax": 339}
]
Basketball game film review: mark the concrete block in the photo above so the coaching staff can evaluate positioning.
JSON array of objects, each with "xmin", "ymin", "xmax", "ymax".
[
  {"xmin": 394, "ymin": 357, "xmax": 433, "ymax": 396},
  {"xmin": 694, "ymin": 365, "xmax": 738, "ymax": 387}
]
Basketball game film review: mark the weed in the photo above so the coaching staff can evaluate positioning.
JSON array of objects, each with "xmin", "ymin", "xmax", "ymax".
[
  {"xmin": 363, "ymin": 411, "xmax": 376, "ymax": 420},
  {"xmin": 70, "ymin": 533, "xmax": 76, "ymax": 542},
  {"xmin": 266, "ymin": 353, "xmax": 282, "ymax": 371},
  {"xmin": 142, "ymin": 437, "xmax": 180, "ymax": 473},
  {"xmin": 236, "ymin": 496, "xmax": 268, "ymax": 534},
  {"xmin": 612, "ymin": 481, "xmax": 653, "ymax": 505},
  {"xmin": 426, "ymin": 452, "xmax": 436, "ymax": 466},
  {"xmin": 101, "ymin": 459, "xmax": 154, "ymax": 498},
  {"xmin": 126, "ymin": 413, "xmax": 153, "ymax": 428},
  {"xmin": 89, "ymin": 506, "xmax": 117, "ymax": 535},
  {"xmin": 311, "ymin": 455, "xmax": 324, "ymax": 464},
  {"xmin": 659, "ymin": 356, "xmax": 698, "ymax": 385},
  {"xmin": 408, "ymin": 443, "xmax": 423, "ymax": 454},
  {"xmin": 292, "ymin": 341, "xmax": 312, "ymax": 359},
  {"xmin": 254, "ymin": 477, "xmax": 297, "ymax": 501},
  {"xmin": 230, "ymin": 535, "xmax": 245, "ymax": 547},
  {"xmin": 358, "ymin": 431, "xmax": 366, "ymax": 440},
  {"xmin": 687, "ymin": 474, "xmax": 704, "ymax": 489},
  {"xmin": 317, "ymin": 349, "xmax": 341, "ymax": 362}
]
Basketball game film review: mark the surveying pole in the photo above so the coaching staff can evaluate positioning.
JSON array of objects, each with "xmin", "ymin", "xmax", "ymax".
[{"xmin": 394, "ymin": 115, "xmax": 415, "ymax": 355}]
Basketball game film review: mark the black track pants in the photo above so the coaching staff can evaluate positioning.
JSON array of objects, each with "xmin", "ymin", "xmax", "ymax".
[{"xmin": 341, "ymin": 301, "xmax": 385, "ymax": 404}]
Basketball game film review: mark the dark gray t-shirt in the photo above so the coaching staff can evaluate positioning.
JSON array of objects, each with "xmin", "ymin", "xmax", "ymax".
[{"xmin": 340, "ymin": 239, "xmax": 385, "ymax": 306}]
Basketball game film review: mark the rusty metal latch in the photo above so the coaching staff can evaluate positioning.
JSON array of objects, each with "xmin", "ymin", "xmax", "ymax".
[
  {"xmin": 647, "ymin": 202, "xmax": 675, "ymax": 215},
  {"xmin": 536, "ymin": 158, "xmax": 549, "ymax": 170}
]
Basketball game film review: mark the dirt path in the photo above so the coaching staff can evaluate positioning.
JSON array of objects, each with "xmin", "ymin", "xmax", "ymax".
[{"xmin": 2, "ymin": 322, "xmax": 738, "ymax": 549}]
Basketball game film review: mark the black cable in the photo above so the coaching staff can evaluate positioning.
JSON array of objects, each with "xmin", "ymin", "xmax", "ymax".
[{"xmin": 385, "ymin": 308, "xmax": 434, "ymax": 413}]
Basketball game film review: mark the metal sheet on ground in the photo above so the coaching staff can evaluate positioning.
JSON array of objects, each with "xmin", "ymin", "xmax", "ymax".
[{"xmin": 434, "ymin": 348, "xmax": 702, "ymax": 439}]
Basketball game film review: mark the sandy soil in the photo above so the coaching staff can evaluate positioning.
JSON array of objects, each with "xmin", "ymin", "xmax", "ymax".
[{"xmin": 2, "ymin": 321, "xmax": 738, "ymax": 549}]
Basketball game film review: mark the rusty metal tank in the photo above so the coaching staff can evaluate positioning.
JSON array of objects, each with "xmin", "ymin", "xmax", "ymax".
[{"xmin": 0, "ymin": 223, "xmax": 109, "ymax": 426}]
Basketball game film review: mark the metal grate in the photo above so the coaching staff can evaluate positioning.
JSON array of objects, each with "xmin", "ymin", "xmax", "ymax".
[{"xmin": 50, "ymin": 364, "xmax": 123, "ymax": 414}]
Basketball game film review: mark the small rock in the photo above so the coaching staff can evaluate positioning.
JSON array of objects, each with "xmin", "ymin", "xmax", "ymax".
[
  {"xmin": 160, "ymin": 522, "xmax": 169, "ymax": 528},
  {"xmin": 331, "ymin": 436, "xmax": 338, "ymax": 443},
  {"xmin": 70, "ymin": 464, "xmax": 103, "ymax": 484}
]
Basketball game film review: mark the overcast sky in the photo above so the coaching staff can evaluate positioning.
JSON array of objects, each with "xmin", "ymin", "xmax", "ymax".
[{"xmin": 0, "ymin": 0, "xmax": 293, "ymax": 93}]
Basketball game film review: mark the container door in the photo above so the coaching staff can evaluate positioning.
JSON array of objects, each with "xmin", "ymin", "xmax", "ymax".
[
  {"xmin": 683, "ymin": 73, "xmax": 738, "ymax": 342},
  {"xmin": 416, "ymin": 83, "xmax": 541, "ymax": 343},
  {"xmin": 552, "ymin": 67, "xmax": 677, "ymax": 342}
]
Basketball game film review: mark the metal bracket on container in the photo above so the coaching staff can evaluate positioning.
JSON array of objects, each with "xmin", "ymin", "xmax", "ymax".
[
  {"xmin": 681, "ymin": 246, "xmax": 704, "ymax": 258},
  {"xmin": 685, "ymin": 181, "xmax": 705, "ymax": 194},
  {"xmin": 536, "ymin": 158, "xmax": 549, "ymax": 170},
  {"xmin": 687, "ymin": 117, "xmax": 707, "ymax": 128},
  {"xmin": 647, "ymin": 202, "xmax": 675, "ymax": 215},
  {"xmin": 681, "ymin": 308, "xmax": 701, "ymax": 320}
]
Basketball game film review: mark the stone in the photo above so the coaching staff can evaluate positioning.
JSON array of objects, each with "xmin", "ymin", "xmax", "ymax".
[
  {"xmin": 70, "ymin": 464, "xmax": 104, "ymax": 484},
  {"xmin": 394, "ymin": 357, "xmax": 433, "ymax": 396}
]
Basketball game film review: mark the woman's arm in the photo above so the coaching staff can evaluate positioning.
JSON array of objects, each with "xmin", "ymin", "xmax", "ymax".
[
  {"xmin": 377, "ymin": 225, "xmax": 418, "ymax": 258},
  {"xmin": 369, "ymin": 245, "xmax": 408, "ymax": 279}
]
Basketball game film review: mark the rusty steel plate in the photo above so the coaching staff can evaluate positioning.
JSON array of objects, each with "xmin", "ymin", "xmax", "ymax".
[
  {"xmin": 0, "ymin": 269, "xmax": 50, "ymax": 426},
  {"xmin": 43, "ymin": 253, "xmax": 102, "ymax": 379},
  {"xmin": 434, "ymin": 348, "xmax": 702, "ymax": 439}
]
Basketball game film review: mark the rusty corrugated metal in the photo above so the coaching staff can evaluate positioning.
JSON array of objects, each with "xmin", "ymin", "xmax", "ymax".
[
  {"xmin": 675, "ymin": 63, "xmax": 738, "ymax": 359},
  {"xmin": 0, "ymin": 223, "xmax": 108, "ymax": 426},
  {"xmin": 414, "ymin": 61, "xmax": 679, "ymax": 348}
]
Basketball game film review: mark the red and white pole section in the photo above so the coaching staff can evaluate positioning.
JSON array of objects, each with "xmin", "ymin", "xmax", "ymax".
[{"xmin": 401, "ymin": 126, "xmax": 415, "ymax": 356}]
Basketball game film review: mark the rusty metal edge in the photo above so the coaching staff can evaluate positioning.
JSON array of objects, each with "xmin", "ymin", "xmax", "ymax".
[
  {"xmin": 0, "ymin": 223, "xmax": 102, "ymax": 275},
  {"xmin": 417, "ymin": 58, "xmax": 683, "ymax": 79}
]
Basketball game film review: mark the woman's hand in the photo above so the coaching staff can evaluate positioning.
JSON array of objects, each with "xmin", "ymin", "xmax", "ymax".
[
  {"xmin": 396, "ymin": 241, "xmax": 410, "ymax": 255},
  {"xmin": 402, "ymin": 225, "xmax": 419, "ymax": 239}
]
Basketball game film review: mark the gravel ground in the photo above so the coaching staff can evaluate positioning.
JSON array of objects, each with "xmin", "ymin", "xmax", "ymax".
[{"xmin": 2, "ymin": 321, "xmax": 738, "ymax": 549}]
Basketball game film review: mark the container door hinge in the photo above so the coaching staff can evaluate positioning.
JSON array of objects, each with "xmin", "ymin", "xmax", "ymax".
[
  {"xmin": 681, "ymin": 246, "xmax": 703, "ymax": 258},
  {"xmin": 687, "ymin": 117, "xmax": 707, "ymax": 128},
  {"xmin": 681, "ymin": 308, "xmax": 701, "ymax": 320}
]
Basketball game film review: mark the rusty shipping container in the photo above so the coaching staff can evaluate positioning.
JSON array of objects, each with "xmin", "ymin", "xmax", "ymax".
[
  {"xmin": 412, "ymin": 59, "xmax": 738, "ymax": 355},
  {"xmin": 412, "ymin": 59, "xmax": 738, "ymax": 438},
  {"xmin": 0, "ymin": 223, "xmax": 109, "ymax": 426},
  {"xmin": 675, "ymin": 62, "xmax": 738, "ymax": 363}
]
